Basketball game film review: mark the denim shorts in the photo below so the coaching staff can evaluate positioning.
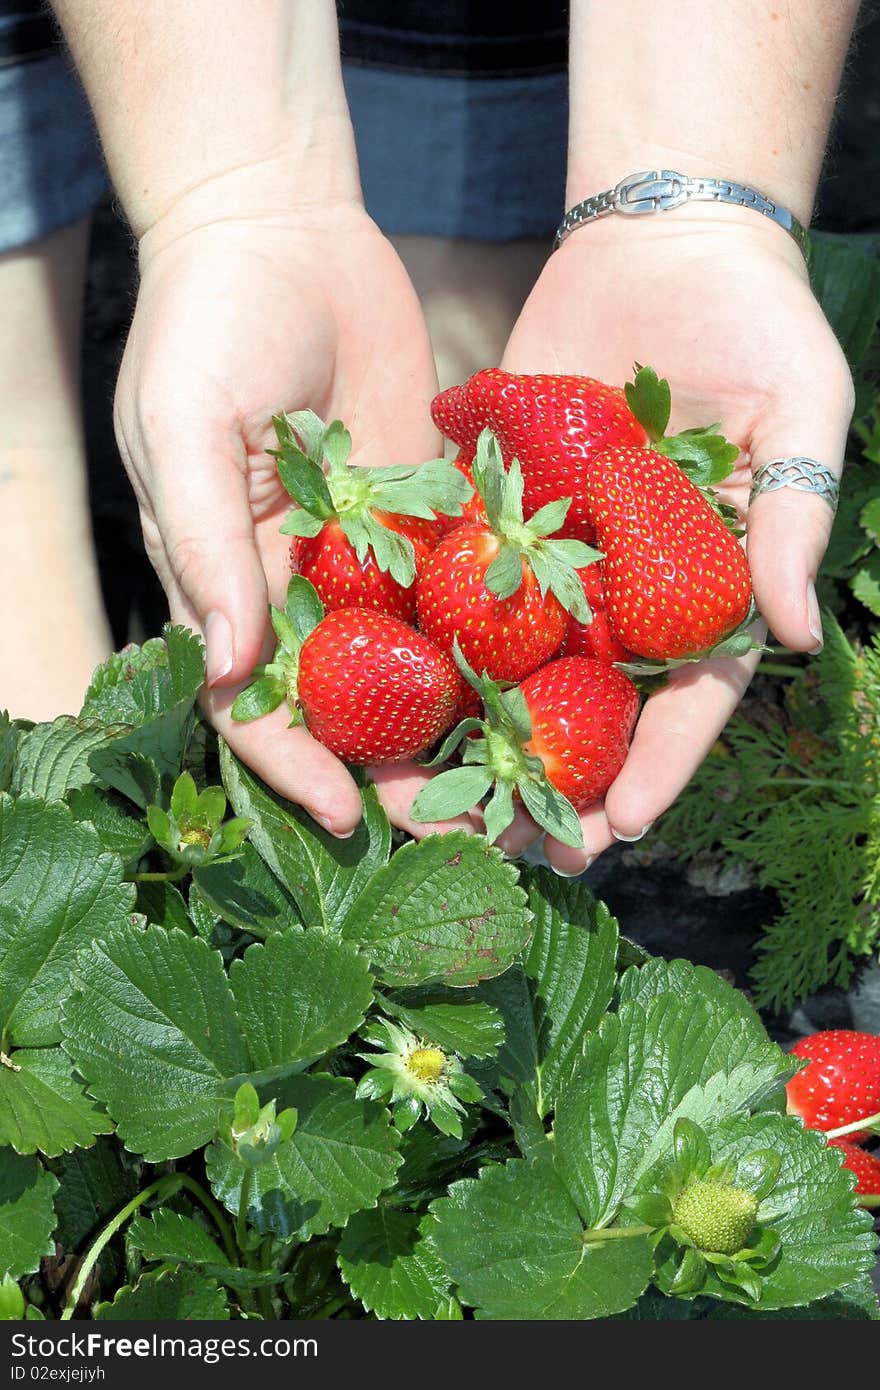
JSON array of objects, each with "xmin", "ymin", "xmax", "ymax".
[
  {"xmin": 0, "ymin": 1, "xmax": 567, "ymax": 252},
  {"xmin": 0, "ymin": 3, "xmax": 108, "ymax": 253}
]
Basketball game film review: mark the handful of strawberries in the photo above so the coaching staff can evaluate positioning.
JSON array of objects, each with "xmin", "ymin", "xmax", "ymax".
[{"xmin": 233, "ymin": 367, "xmax": 757, "ymax": 848}]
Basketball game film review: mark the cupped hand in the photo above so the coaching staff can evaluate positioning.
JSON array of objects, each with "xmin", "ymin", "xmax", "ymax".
[
  {"xmin": 499, "ymin": 207, "xmax": 853, "ymax": 873},
  {"xmin": 115, "ymin": 197, "xmax": 478, "ymax": 838}
]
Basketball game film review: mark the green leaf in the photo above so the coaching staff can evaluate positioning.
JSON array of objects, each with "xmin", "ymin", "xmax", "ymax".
[
  {"xmin": 351, "ymin": 512, "xmax": 416, "ymax": 587},
  {"xmin": 617, "ymin": 957, "xmax": 770, "ymax": 1050},
  {"xmin": 61, "ymin": 926, "xmax": 250, "ymax": 1161},
  {"xmin": 428, "ymin": 1156, "xmax": 653, "ymax": 1319},
  {"xmin": 860, "ymin": 495, "xmax": 880, "ymax": 546},
  {"xmin": 808, "ymin": 231, "xmax": 880, "ymax": 368},
  {"xmin": 228, "ymin": 930, "xmax": 374, "ymax": 1074},
  {"xmin": 0, "ymin": 1048, "xmax": 112, "ymax": 1156},
  {"xmin": 698, "ymin": 1114, "xmax": 878, "ymax": 1309},
  {"xmin": 340, "ymin": 832, "xmax": 530, "ymax": 987},
  {"xmin": 528, "ymin": 547, "xmax": 590, "ymax": 623},
  {"xmin": 706, "ymin": 1276, "xmax": 879, "ymax": 1321},
  {"xmin": 0, "ymin": 1149, "xmax": 58, "ymax": 1279},
  {"xmin": 279, "ymin": 508, "xmax": 325, "ymax": 538},
  {"xmin": 206, "ymin": 1074, "xmax": 401, "ymax": 1240},
  {"xmin": 68, "ymin": 786, "xmax": 150, "ymax": 862},
  {"xmin": 655, "ymin": 428, "xmax": 740, "ymax": 485},
  {"xmin": 51, "ymin": 1139, "xmax": 138, "ymax": 1254},
  {"xmin": 10, "ymin": 718, "xmax": 130, "ymax": 800},
  {"xmin": 484, "ymin": 546, "xmax": 524, "ymax": 600},
  {"xmin": 284, "ymin": 575, "xmax": 325, "ymax": 643},
  {"xmin": 851, "ymin": 551, "xmax": 880, "ymax": 617},
  {"xmin": 520, "ymin": 871, "xmax": 619, "ymax": 1115},
  {"xmin": 128, "ymin": 1209, "xmax": 227, "ymax": 1268},
  {"xmin": 83, "ymin": 626, "xmax": 205, "ymax": 785},
  {"xmin": 625, "ymin": 365, "xmax": 671, "ymax": 441},
  {"xmin": 0, "ymin": 796, "xmax": 136, "ymax": 1047},
  {"xmin": 337, "ymin": 1210, "xmax": 449, "ymax": 1320},
  {"xmin": 383, "ymin": 989, "xmax": 504, "ymax": 1060},
  {"xmin": 554, "ymin": 986, "xmax": 788, "ymax": 1228},
  {"xmin": 220, "ymin": 743, "xmax": 390, "ymax": 931},
  {"xmin": 367, "ymin": 457, "xmax": 473, "ymax": 520},
  {"xmin": 517, "ymin": 776, "xmax": 584, "ymax": 849},
  {"xmin": 0, "ymin": 714, "xmax": 22, "ymax": 795},
  {"xmin": 526, "ymin": 499, "xmax": 572, "ymax": 537},
  {"xmin": 230, "ymin": 674, "xmax": 286, "ymax": 723},
  {"xmin": 95, "ymin": 1267, "xmax": 228, "ymax": 1320},
  {"xmin": 193, "ymin": 841, "xmax": 302, "ymax": 937},
  {"xmin": 0, "ymin": 1274, "xmax": 24, "ymax": 1320},
  {"xmin": 135, "ymin": 880, "xmax": 191, "ymax": 933},
  {"xmin": 409, "ymin": 767, "xmax": 493, "ymax": 824},
  {"xmin": 275, "ymin": 451, "xmax": 334, "ymax": 519}
]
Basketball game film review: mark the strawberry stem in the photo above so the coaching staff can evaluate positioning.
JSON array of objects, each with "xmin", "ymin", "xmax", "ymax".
[{"xmin": 825, "ymin": 1110, "xmax": 880, "ymax": 1140}]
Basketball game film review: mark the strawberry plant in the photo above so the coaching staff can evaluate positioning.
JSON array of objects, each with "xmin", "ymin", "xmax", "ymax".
[{"xmin": 0, "ymin": 627, "xmax": 877, "ymax": 1320}]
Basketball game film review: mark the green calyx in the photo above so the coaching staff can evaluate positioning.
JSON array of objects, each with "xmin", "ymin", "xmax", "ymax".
[
  {"xmin": 624, "ymin": 364, "xmax": 742, "ymax": 529},
  {"xmin": 145, "ymin": 771, "xmax": 252, "ymax": 870},
  {"xmin": 626, "ymin": 1118, "xmax": 784, "ymax": 1303},
  {"xmin": 409, "ymin": 644, "xmax": 584, "ymax": 849},
  {"xmin": 672, "ymin": 1179, "xmax": 759, "ymax": 1256},
  {"xmin": 274, "ymin": 409, "xmax": 473, "ymax": 586},
  {"xmin": 472, "ymin": 429, "xmax": 601, "ymax": 623},
  {"xmin": 230, "ymin": 576, "xmax": 325, "ymax": 726}
]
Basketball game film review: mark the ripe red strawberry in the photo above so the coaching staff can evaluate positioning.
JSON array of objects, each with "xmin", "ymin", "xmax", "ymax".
[
  {"xmin": 232, "ymin": 577, "xmax": 464, "ymax": 765},
  {"xmin": 828, "ymin": 1140, "xmax": 880, "ymax": 1204},
  {"xmin": 586, "ymin": 444, "xmax": 752, "ymax": 659},
  {"xmin": 559, "ymin": 564, "xmax": 632, "ymax": 664},
  {"xmin": 417, "ymin": 432, "xmax": 599, "ymax": 683},
  {"xmin": 291, "ymin": 512, "xmax": 440, "ymax": 623},
  {"xmin": 298, "ymin": 610, "xmax": 464, "ymax": 763},
  {"xmin": 273, "ymin": 408, "xmax": 470, "ymax": 621},
  {"xmin": 410, "ymin": 653, "xmax": 638, "ymax": 848},
  {"xmin": 519, "ymin": 657, "xmax": 639, "ymax": 808},
  {"xmin": 786, "ymin": 1030, "xmax": 880, "ymax": 1143},
  {"xmin": 432, "ymin": 369, "xmax": 647, "ymax": 542}
]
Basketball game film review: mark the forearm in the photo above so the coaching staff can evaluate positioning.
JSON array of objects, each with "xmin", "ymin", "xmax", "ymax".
[
  {"xmin": 51, "ymin": 0, "xmax": 359, "ymax": 238},
  {"xmin": 568, "ymin": 0, "xmax": 861, "ymax": 222}
]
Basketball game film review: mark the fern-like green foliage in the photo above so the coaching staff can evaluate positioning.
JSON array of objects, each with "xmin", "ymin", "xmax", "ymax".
[{"xmin": 659, "ymin": 615, "xmax": 880, "ymax": 1012}]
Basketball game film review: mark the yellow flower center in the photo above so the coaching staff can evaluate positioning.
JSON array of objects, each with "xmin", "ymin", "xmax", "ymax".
[{"xmin": 407, "ymin": 1047, "xmax": 447, "ymax": 1083}]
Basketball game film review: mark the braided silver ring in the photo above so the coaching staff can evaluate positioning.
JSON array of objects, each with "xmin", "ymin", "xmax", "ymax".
[{"xmin": 749, "ymin": 456, "xmax": 840, "ymax": 514}]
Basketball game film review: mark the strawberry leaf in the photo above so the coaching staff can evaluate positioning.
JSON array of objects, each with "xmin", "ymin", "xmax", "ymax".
[
  {"xmin": 527, "ymin": 499, "xmax": 572, "ymax": 537},
  {"xmin": 655, "ymin": 428, "xmax": 740, "ymax": 485},
  {"xmin": 517, "ymin": 777, "xmax": 584, "ymax": 849},
  {"xmin": 275, "ymin": 450, "xmax": 335, "ymax": 519},
  {"xmin": 284, "ymin": 574, "xmax": 324, "ymax": 643},
  {"xmin": 498, "ymin": 686, "xmax": 532, "ymax": 743},
  {"xmin": 230, "ymin": 674, "xmax": 286, "ymax": 723},
  {"xmin": 408, "ymin": 767, "xmax": 494, "ymax": 824},
  {"xmin": 528, "ymin": 549, "xmax": 591, "ymax": 623},
  {"xmin": 482, "ymin": 781, "xmax": 515, "ymax": 844},
  {"xmin": 322, "ymin": 419, "xmax": 354, "ymax": 473},
  {"xmin": 279, "ymin": 509, "xmax": 325, "ymax": 538},
  {"xmin": 368, "ymin": 458, "xmax": 473, "ymax": 520},
  {"xmin": 350, "ymin": 512, "xmax": 417, "ymax": 587},
  {"xmin": 625, "ymin": 364, "xmax": 671, "ymax": 442},
  {"xmin": 484, "ymin": 545, "xmax": 524, "ymax": 601},
  {"xmin": 0, "ymin": 1149, "xmax": 59, "ymax": 1281}
]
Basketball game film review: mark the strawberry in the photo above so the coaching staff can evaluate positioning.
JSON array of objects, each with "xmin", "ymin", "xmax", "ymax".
[
  {"xmin": 410, "ymin": 651, "xmax": 638, "ymax": 848},
  {"xmin": 559, "ymin": 563, "xmax": 632, "ymax": 664},
  {"xmin": 272, "ymin": 409, "xmax": 470, "ymax": 621},
  {"xmin": 786, "ymin": 1030, "xmax": 880, "ymax": 1143},
  {"xmin": 232, "ymin": 578, "xmax": 464, "ymax": 764},
  {"xmin": 417, "ymin": 431, "xmax": 601, "ymax": 683},
  {"xmin": 671, "ymin": 1178, "xmax": 759, "ymax": 1256},
  {"xmin": 828, "ymin": 1140, "xmax": 880, "ymax": 1205},
  {"xmin": 586, "ymin": 445, "xmax": 752, "ymax": 659},
  {"xmin": 432, "ymin": 369, "xmax": 647, "ymax": 542},
  {"xmin": 298, "ymin": 610, "xmax": 463, "ymax": 764},
  {"xmin": 291, "ymin": 512, "xmax": 440, "ymax": 623}
]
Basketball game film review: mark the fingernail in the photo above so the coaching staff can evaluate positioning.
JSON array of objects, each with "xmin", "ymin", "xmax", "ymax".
[
  {"xmin": 205, "ymin": 611, "xmax": 233, "ymax": 685},
  {"xmin": 316, "ymin": 813, "xmax": 355, "ymax": 839},
  {"xmin": 611, "ymin": 822, "xmax": 654, "ymax": 843},
  {"xmin": 806, "ymin": 581, "xmax": 823, "ymax": 654},
  {"xmin": 552, "ymin": 856, "xmax": 594, "ymax": 878}
]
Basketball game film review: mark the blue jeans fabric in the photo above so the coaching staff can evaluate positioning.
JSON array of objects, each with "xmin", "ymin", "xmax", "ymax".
[{"xmin": 0, "ymin": 2, "xmax": 107, "ymax": 252}]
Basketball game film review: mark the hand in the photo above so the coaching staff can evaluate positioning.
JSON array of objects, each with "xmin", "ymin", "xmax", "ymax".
[
  {"xmin": 115, "ymin": 195, "xmax": 478, "ymax": 837},
  {"xmin": 498, "ymin": 207, "xmax": 853, "ymax": 873}
]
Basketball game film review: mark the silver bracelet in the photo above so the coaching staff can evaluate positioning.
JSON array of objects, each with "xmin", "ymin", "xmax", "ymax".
[{"xmin": 554, "ymin": 170, "xmax": 809, "ymax": 258}]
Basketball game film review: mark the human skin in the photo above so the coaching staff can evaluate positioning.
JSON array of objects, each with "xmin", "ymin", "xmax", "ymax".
[
  {"xmin": 492, "ymin": 0, "xmax": 861, "ymax": 873},
  {"xmin": 51, "ymin": 0, "xmax": 860, "ymax": 861}
]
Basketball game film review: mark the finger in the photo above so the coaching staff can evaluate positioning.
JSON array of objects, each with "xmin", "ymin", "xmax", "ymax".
[
  {"xmin": 746, "ymin": 355, "xmax": 853, "ymax": 653},
  {"xmin": 495, "ymin": 803, "xmax": 547, "ymax": 858},
  {"xmin": 603, "ymin": 642, "xmax": 763, "ymax": 839},
  {"xmin": 369, "ymin": 762, "xmax": 483, "ymax": 839},
  {"xmin": 543, "ymin": 802, "xmax": 616, "ymax": 876},
  {"xmin": 206, "ymin": 691, "xmax": 364, "ymax": 838},
  {"xmin": 136, "ymin": 423, "xmax": 270, "ymax": 689}
]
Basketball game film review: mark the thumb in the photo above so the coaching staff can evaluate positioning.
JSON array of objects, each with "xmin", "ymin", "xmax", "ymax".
[
  {"xmin": 745, "ymin": 368, "xmax": 852, "ymax": 654},
  {"xmin": 142, "ymin": 433, "xmax": 270, "ymax": 687}
]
